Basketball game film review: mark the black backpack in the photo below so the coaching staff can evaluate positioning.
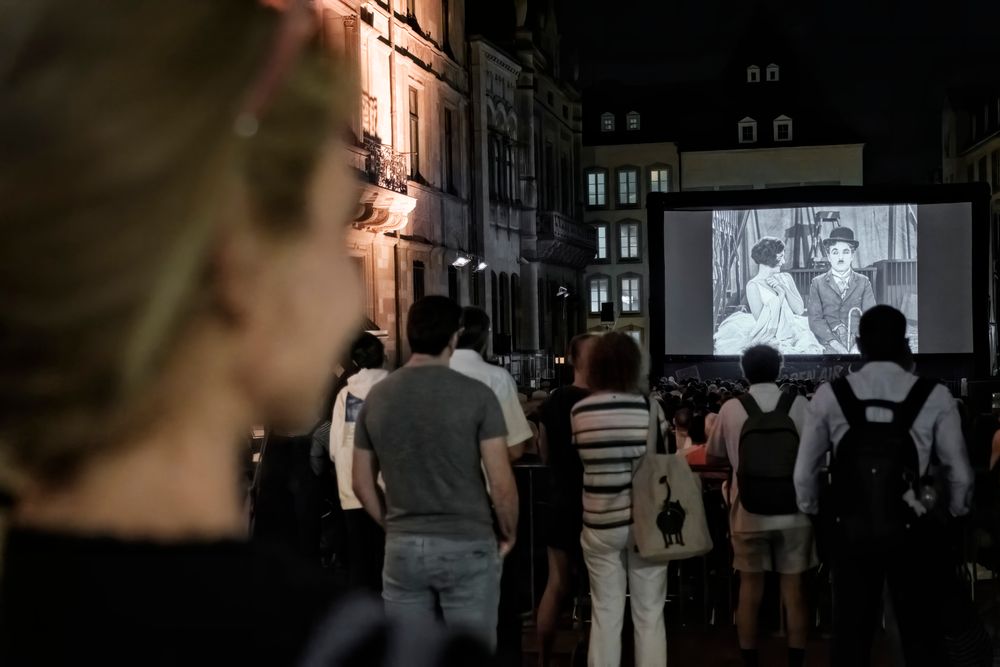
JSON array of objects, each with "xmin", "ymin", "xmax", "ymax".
[
  {"xmin": 827, "ymin": 376, "xmax": 938, "ymax": 545},
  {"xmin": 737, "ymin": 391, "xmax": 800, "ymax": 515}
]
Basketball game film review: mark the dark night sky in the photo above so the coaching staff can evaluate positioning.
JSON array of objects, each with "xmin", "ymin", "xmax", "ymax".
[{"xmin": 555, "ymin": 0, "xmax": 1000, "ymax": 184}]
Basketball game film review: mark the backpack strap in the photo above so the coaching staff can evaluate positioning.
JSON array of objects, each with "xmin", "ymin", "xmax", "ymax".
[
  {"xmin": 775, "ymin": 390, "xmax": 796, "ymax": 415},
  {"xmin": 893, "ymin": 377, "xmax": 939, "ymax": 431},
  {"xmin": 740, "ymin": 394, "xmax": 763, "ymax": 418},
  {"xmin": 830, "ymin": 377, "xmax": 867, "ymax": 428}
]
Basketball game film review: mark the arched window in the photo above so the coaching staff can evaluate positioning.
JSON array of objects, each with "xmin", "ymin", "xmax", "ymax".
[{"xmin": 510, "ymin": 273, "xmax": 520, "ymax": 351}]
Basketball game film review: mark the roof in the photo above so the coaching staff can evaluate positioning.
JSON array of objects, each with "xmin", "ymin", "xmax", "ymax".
[{"xmin": 582, "ymin": 10, "xmax": 861, "ymax": 151}]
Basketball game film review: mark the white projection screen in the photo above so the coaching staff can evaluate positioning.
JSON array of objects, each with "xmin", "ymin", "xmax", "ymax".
[{"xmin": 649, "ymin": 187, "xmax": 986, "ymax": 362}]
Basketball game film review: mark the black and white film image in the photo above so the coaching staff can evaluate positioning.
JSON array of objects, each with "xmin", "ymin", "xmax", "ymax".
[{"xmin": 712, "ymin": 205, "xmax": 918, "ymax": 355}]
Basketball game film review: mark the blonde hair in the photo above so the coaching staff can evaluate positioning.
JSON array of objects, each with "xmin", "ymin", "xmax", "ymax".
[{"xmin": 0, "ymin": 2, "xmax": 352, "ymax": 492}]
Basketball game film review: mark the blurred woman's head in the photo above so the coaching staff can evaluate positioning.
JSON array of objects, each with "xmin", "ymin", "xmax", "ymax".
[
  {"xmin": 587, "ymin": 333, "xmax": 641, "ymax": 394},
  {"xmin": 0, "ymin": 2, "xmax": 359, "ymax": 496}
]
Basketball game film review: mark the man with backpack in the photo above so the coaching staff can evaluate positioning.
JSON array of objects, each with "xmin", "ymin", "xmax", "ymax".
[
  {"xmin": 794, "ymin": 305, "xmax": 974, "ymax": 667},
  {"xmin": 707, "ymin": 345, "xmax": 815, "ymax": 667}
]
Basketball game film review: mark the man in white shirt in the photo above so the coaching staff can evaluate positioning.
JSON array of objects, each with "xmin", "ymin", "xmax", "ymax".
[
  {"xmin": 450, "ymin": 307, "xmax": 533, "ymax": 461},
  {"xmin": 793, "ymin": 305, "xmax": 974, "ymax": 667},
  {"xmin": 707, "ymin": 345, "xmax": 814, "ymax": 667}
]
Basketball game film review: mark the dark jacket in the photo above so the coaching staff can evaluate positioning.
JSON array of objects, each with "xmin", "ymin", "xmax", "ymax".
[{"xmin": 807, "ymin": 270, "xmax": 877, "ymax": 351}]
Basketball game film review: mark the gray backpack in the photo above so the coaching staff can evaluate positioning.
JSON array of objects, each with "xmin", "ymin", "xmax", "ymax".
[{"xmin": 737, "ymin": 391, "xmax": 800, "ymax": 515}]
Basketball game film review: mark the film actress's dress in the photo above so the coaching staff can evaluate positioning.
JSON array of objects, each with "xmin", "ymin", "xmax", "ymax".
[{"xmin": 715, "ymin": 272, "xmax": 824, "ymax": 355}]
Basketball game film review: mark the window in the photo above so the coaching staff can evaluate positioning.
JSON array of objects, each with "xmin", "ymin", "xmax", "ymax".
[
  {"xmin": 619, "ymin": 274, "xmax": 641, "ymax": 314},
  {"xmin": 626, "ymin": 330, "xmax": 642, "ymax": 345},
  {"xmin": 588, "ymin": 276, "xmax": 610, "ymax": 314},
  {"xmin": 408, "ymin": 87, "xmax": 420, "ymax": 176},
  {"xmin": 593, "ymin": 222, "xmax": 609, "ymax": 261},
  {"xmin": 544, "ymin": 142, "xmax": 555, "ymax": 208},
  {"xmin": 443, "ymin": 108, "xmax": 455, "ymax": 193},
  {"xmin": 747, "ymin": 65, "xmax": 760, "ymax": 83},
  {"xmin": 617, "ymin": 167, "xmax": 639, "ymax": 206},
  {"xmin": 627, "ymin": 111, "xmax": 640, "ymax": 131},
  {"xmin": 600, "ymin": 112, "xmax": 615, "ymax": 132},
  {"xmin": 766, "ymin": 64, "xmax": 779, "ymax": 81},
  {"xmin": 738, "ymin": 117, "xmax": 757, "ymax": 144},
  {"xmin": 992, "ymin": 150, "xmax": 1000, "ymax": 191},
  {"xmin": 649, "ymin": 167, "xmax": 671, "ymax": 193},
  {"xmin": 774, "ymin": 115, "xmax": 792, "ymax": 142},
  {"xmin": 413, "ymin": 261, "xmax": 425, "ymax": 301},
  {"xmin": 487, "ymin": 133, "xmax": 498, "ymax": 199},
  {"xmin": 504, "ymin": 138, "xmax": 514, "ymax": 201},
  {"xmin": 585, "ymin": 169, "xmax": 607, "ymax": 207},
  {"xmin": 618, "ymin": 220, "xmax": 640, "ymax": 260}
]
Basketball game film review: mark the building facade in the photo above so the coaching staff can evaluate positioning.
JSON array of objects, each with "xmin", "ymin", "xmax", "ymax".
[
  {"xmin": 467, "ymin": 2, "xmax": 595, "ymax": 367},
  {"xmin": 942, "ymin": 86, "xmax": 1000, "ymax": 211},
  {"xmin": 320, "ymin": 0, "xmax": 471, "ymax": 366}
]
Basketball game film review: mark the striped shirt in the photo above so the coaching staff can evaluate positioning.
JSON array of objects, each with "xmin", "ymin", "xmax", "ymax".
[{"xmin": 571, "ymin": 393, "xmax": 667, "ymax": 530}]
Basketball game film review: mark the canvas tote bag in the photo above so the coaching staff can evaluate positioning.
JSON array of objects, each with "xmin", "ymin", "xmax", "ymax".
[{"xmin": 632, "ymin": 399, "xmax": 713, "ymax": 562}]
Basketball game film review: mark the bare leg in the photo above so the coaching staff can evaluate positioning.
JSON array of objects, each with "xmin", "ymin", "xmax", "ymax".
[
  {"xmin": 537, "ymin": 547, "xmax": 572, "ymax": 667},
  {"xmin": 780, "ymin": 573, "xmax": 808, "ymax": 649},
  {"xmin": 737, "ymin": 571, "xmax": 766, "ymax": 649}
]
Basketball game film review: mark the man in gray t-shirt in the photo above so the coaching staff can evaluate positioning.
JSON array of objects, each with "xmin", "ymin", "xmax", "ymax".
[{"xmin": 352, "ymin": 296, "xmax": 517, "ymax": 650}]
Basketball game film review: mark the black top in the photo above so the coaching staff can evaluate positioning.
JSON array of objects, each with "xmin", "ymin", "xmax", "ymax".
[
  {"xmin": 539, "ymin": 385, "xmax": 590, "ymax": 511},
  {"xmin": 0, "ymin": 528, "xmax": 338, "ymax": 666}
]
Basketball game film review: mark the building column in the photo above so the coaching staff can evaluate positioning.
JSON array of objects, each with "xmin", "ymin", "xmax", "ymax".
[{"xmin": 520, "ymin": 261, "xmax": 540, "ymax": 351}]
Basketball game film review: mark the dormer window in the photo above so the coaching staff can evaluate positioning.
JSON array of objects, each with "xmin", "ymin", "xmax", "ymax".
[
  {"xmin": 773, "ymin": 115, "xmax": 792, "ymax": 142},
  {"xmin": 738, "ymin": 117, "xmax": 757, "ymax": 144},
  {"xmin": 766, "ymin": 64, "xmax": 780, "ymax": 81},
  {"xmin": 600, "ymin": 112, "xmax": 615, "ymax": 132},
  {"xmin": 747, "ymin": 65, "xmax": 760, "ymax": 83},
  {"xmin": 627, "ymin": 111, "xmax": 640, "ymax": 131}
]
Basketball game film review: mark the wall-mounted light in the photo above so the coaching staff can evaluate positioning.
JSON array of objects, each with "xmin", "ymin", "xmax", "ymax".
[
  {"xmin": 556, "ymin": 286, "xmax": 570, "ymax": 298},
  {"xmin": 451, "ymin": 256, "xmax": 471, "ymax": 268},
  {"xmin": 474, "ymin": 261, "xmax": 489, "ymax": 272},
  {"xmin": 554, "ymin": 356, "xmax": 566, "ymax": 365}
]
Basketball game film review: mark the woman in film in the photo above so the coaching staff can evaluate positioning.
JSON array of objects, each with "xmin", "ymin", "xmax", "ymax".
[{"xmin": 715, "ymin": 237, "xmax": 824, "ymax": 355}]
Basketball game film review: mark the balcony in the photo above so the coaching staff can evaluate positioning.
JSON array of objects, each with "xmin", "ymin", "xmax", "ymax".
[
  {"xmin": 363, "ymin": 136, "xmax": 408, "ymax": 195},
  {"xmin": 535, "ymin": 211, "xmax": 597, "ymax": 269}
]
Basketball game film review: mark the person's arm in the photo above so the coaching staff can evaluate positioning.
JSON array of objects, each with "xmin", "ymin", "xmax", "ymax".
[
  {"xmin": 807, "ymin": 280, "xmax": 837, "ymax": 346},
  {"xmin": 991, "ymin": 429, "xmax": 1000, "ymax": 471},
  {"xmin": 481, "ymin": 435, "xmax": 518, "ymax": 557},
  {"xmin": 781, "ymin": 272, "xmax": 805, "ymax": 314},
  {"xmin": 862, "ymin": 278, "xmax": 877, "ymax": 312},
  {"xmin": 497, "ymin": 375, "xmax": 532, "ymax": 461},
  {"xmin": 537, "ymin": 422, "xmax": 551, "ymax": 464},
  {"xmin": 793, "ymin": 386, "xmax": 833, "ymax": 514},
  {"xmin": 932, "ymin": 391, "xmax": 975, "ymax": 517},
  {"xmin": 350, "ymin": 404, "xmax": 386, "ymax": 527},
  {"xmin": 328, "ymin": 390, "xmax": 346, "ymax": 463},
  {"xmin": 352, "ymin": 449, "xmax": 385, "ymax": 527},
  {"xmin": 705, "ymin": 402, "xmax": 730, "ymax": 467}
]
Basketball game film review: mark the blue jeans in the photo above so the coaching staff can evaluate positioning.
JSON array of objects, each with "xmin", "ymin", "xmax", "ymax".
[{"xmin": 383, "ymin": 534, "xmax": 501, "ymax": 650}]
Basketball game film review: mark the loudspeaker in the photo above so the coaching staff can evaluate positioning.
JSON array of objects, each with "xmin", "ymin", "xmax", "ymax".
[{"xmin": 600, "ymin": 302, "xmax": 615, "ymax": 323}]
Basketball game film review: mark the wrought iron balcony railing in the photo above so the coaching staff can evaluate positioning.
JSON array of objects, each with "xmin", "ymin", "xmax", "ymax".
[{"xmin": 363, "ymin": 136, "xmax": 408, "ymax": 195}]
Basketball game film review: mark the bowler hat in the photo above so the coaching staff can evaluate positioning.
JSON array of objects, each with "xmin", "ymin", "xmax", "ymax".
[{"xmin": 822, "ymin": 227, "xmax": 859, "ymax": 250}]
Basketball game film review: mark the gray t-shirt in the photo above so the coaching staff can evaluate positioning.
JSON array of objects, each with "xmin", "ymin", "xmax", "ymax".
[{"xmin": 354, "ymin": 365, "xmax": 507, "ymax": 539}]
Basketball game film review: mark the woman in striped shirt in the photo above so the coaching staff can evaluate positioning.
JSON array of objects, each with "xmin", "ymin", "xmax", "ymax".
[{"xmin": 572, "ymin": 333, "xmax": 668, "ymax": 667}]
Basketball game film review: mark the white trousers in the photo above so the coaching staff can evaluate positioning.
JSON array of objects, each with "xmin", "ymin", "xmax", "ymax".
[{"xmin": 581, "ymin": 525, "xmax": 668, "ymax": 667}]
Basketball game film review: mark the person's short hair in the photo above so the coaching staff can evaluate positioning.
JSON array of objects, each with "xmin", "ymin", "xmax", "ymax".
[
  {"xmin": 587, "ymin": 332, "xmax": 641, "ymax": 393},
  {"xmin": 407, "ymin": 296, "xmax": 462, "ymax": 356},
  {"xmin": 673, "ymin": 407, "xmax": 691, "ymax": 429},
  {"xmin": 567, "ymin": 333, "xmax": 595, "ymax": 368},
  {"xmin": 750, "ymin": 237, "xmax": 785, "ymax": 268},
  {"xmin": 350, "ymin": 332, "xmax": 384, "ymax": 370},
  {"xmin": 457, "ymin": 307, "xmax": 490, "ymax": 352},
  {"xmin": 740, "ymin": 345, "xmax": 783, "ymax": 384},
  {"xmin": 857, "ymin": 305, "xmax": 908, "ymax": 361}
]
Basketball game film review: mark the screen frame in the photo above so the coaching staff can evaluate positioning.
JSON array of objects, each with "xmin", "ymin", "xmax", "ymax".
[{"xmin": 647, "ymin": 184, "xmax": 993, "ymax": 379}]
